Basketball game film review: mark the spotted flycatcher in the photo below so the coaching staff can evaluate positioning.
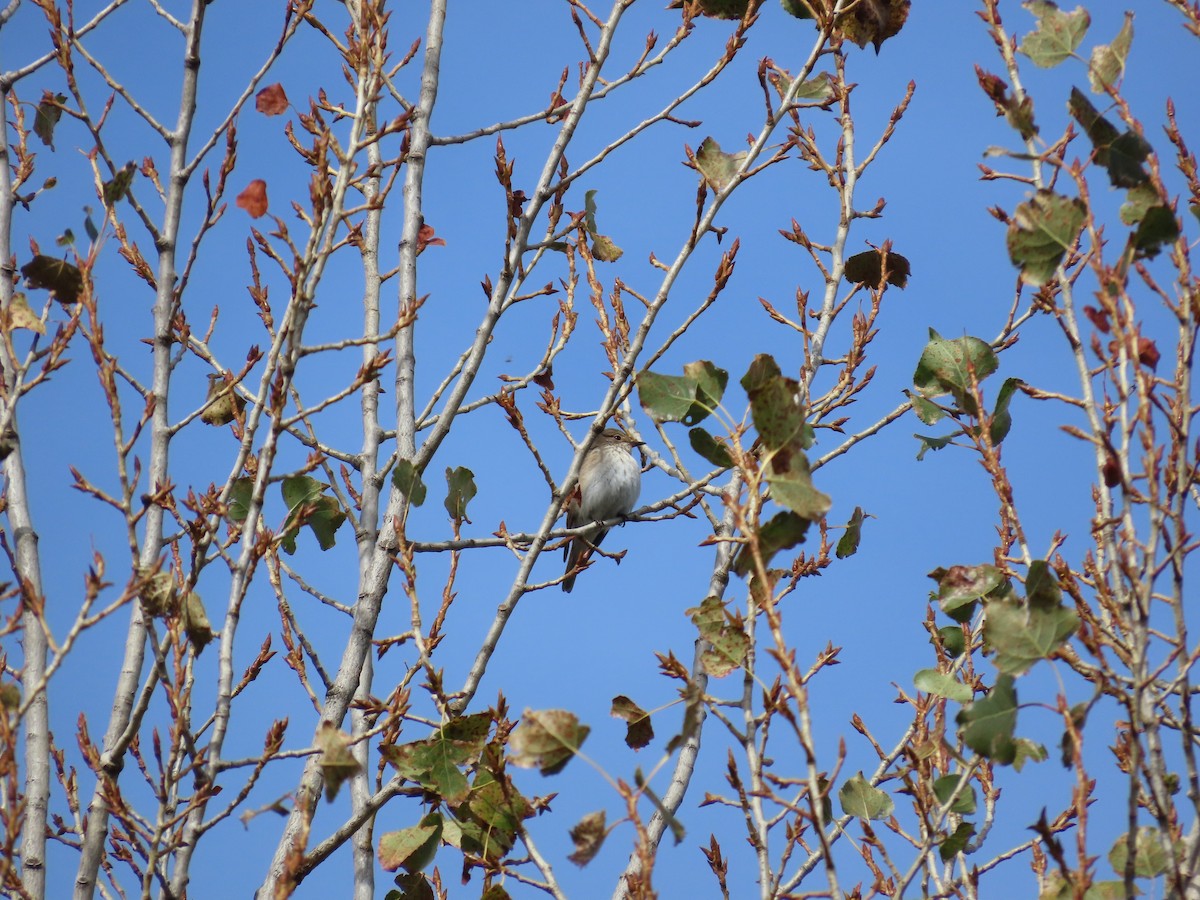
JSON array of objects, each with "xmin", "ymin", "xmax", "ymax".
[{"xmin": 562, "ymin": 428, "xmax": 642, "ymax": 592}]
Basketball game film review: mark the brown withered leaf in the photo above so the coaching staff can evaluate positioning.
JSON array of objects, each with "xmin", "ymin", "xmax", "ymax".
[
  {"xmin": 1102, "ymin": 452, "xmax": 1122, "ymax": 487},
  {"xmin": 568, "ymin": 811, "xmax": 607, "ymax": 867},
  {"xmin": 844, "ymin": 248, "xmax": 910, "ymax": 289},
  {"xmin": 837, "ymin": 0, "xmax": 909, "ymax": 52},
  {"xmin": 611, "ymin": 695, "xmax": 653, "ymax": 750},
  {"xmin": 255, "ymin": 83, "xmax": 289, "ymax": 116},
  {"xmin": 22, "ymin": 255, "xmax": 83, "ymax": 305},
  {"xmin": 1138, "ymin": 336, "xmax": 1160, "ymax": 370},
  {"xmin": 236, "ymin": 179, "xmax": 269, "ymax": 218}
]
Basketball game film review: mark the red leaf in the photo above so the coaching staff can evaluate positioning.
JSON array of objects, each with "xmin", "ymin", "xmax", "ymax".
[
  {"xmin": 236, "ymin": 180, "xmax": 268, "ymax": 218},
  {"xmin": 417, "ymin": 223, "xmax": 446, "ymax": 254},
  {"xmin": 1082, "ymin": 305, "xmax": 1110, "ymax": 334},
  {"xmin": 1137, "ymin": 336, "xmax": 1160, "ymax": 370},
  {"xmin": 255, "ymin": 83, "xmax": 289, "ymax": 116}
]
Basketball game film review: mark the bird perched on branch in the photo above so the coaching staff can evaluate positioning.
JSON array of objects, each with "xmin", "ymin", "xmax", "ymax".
[{"xmin": 562, "ymin": 429, "xmax": 642, "ymax": 593}]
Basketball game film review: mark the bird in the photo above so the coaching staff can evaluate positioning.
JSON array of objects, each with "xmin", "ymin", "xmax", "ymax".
[{"xmin": 562, "ymin": 428, "xmax": 642, "ymax": 592}]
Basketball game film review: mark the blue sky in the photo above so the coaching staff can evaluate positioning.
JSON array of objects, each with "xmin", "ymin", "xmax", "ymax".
[{"xmin": 2, "ymin": 1, "xmax": 1197, "ymax": 896}]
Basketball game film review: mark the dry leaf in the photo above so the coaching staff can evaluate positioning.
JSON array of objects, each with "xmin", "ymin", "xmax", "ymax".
[
  {"xmin": 236, "ymin": 180, "xmax": 269, "ymax": 218},
  {"xmin": 255, "ymin": 83, "xmax": 289, "ymax": 116}
]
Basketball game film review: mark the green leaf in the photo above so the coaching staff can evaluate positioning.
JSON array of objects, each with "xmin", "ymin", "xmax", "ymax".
[
  {"xmin": 779, "ymin": 0, "xmax": 815, "ymax": 19},
  {"xmin": 742, "ymin": 355, "xmax": 809, "ymax": 451},
  {"xmin": 378, "ymin": 813, "xmax": 443, "ymax": 873},
  {"xmin": 695, "ymin": 137, "xmax": 747, "ymax": 192},
  {"xmin": 83, "ymin": 206, "xmax": 99, "ymax": 242},
  {"xmin": 686, "ymin": 361, "xmax": 729, "ymax": 418},
  {"xmin": 989, "ymin": 378, "xmax": 1022, "ymax": 445},
  {"xmin": 1006, "ymin": 190, "xmax": 1086, "ymax": 285},
  {"xmin": 380, "ymin": 713, "xmax": 492, "ymax": 805},
  {"xmin": 461, "ymin": 769, "xmax": 529, "ymax": 860},
  {"xmin": 1025, "ymin": 560, "xmax": 1062, "ymax": 609},
  {"xmin": 1040, "ymin": 872, "xmax": 1142, "ymax": 900},
  {"xmin": 838, "ymin": 772, "xmax": 894, "ymax": 820},
  {"xmin": 583, "ymin": 189, "xmax": 600, "ymax": 233},
  {"xmin": 765, "ymin": 452, "xmax": 830, "ymax": 522},
  {"xmin": 33, "ymin": 91, "xmax": 67, "ymax": 149},
  {"xmin": 741, "ymin": 355, "xmax": 829, "ymax": 520},
  {"xmin": 1018, "ymin": 1, "xmax": 1089, "ymax": 68},
  {"xmin": 1131, "ymin": 205, "xmax": 1180, "ymax": 260},
  {"xmin": 794, "ymin": 72, "xmax": 835, "ymax": 102},
  {"xmin": 844, "ymin": 248, "xmax": 911, "ymax": 289},
  {"xmin": 688, "ymin": 427, "xmax": 734, "ymax": 468},
  {"xmin": 914, "ymin": 669, "xmax": 973, "ymax": 703},
  {"xmin": 227, "ymin": 477, "xmax": 254, "ymax": 523},
  {"xmin": 103, "ymin": 162, "xmax": 136, "ymax": 207},
  {"xmin": 732, "ymin": 510, "xmax": 811, "ymax": 577},
  {"xmin": 933, "ymin": 774, "xmax": 977, "ymax": 814},
  {"xmin": 638, "ymin": 362, "xmax": 728, "ymax": 426},
  {"xmin": 983, "ymin": 596, "xmax": 1078, "ymax": 676},
  {"xmin": 1068, "ymin": 89, "xmax": 1150, "ymax": 188},
  {"xmin": 21, "ymin": 254, "xmax": 83, "ymax": 305},
  {"xmin": 957, "ymin": 674, "xmax": 1018, "ymax": 765},
  {"xmin": 280, "ymin": 475, "xmax": 346, "ymax": 554},
  {"xmin": 909, "ymin": 391, "xmax": 946, "ymax": 426},
  {"xmin": 392, "ymin": 459, "xmax": 427, "ymax": 506},
  {"xmin": 929, "ymin": 565, "xmax": 1006, "ymax": 617},
  {"xmin": 939, "ymin": 821, "xmax": 976, "ymax": 861},
  {"xmin": 835, "ymin": 506, "xmax": 864, "ymax": 559},
  {"xmin": 1012, "ymin": 738, "xmax": 1049, "ymax": 771},
  {"xmin": 694, "ymin": 0, "xmax": 750, "ymax": 19},
  {"xmin": 1108, "ymin": 826, "xmax": 1174, "ymax": 879},
  {"xmin": 388, "ymin": 873, "xmax": 435, "ymax": 900},
  {"xmin": 1089, "ymin": 12, "xmax": 1133, "ymax": 92},
  {"xmin": 915, "ymin": 431, "xmax": 958, "ymax": 461},
  {"xmin": 1119, "ymin": 183, "xmax": 1160, "ymax": 225},
  {"xmin": 912, "ymin": 330, "xmax": 999, "ymax": 415},
  {"xmin": 936, "ymin": 625, "xmax": 967, "ymax": 658},
  {"xmin": 443, "ymin": 466, "xmax": 476, "ymax": 521}
]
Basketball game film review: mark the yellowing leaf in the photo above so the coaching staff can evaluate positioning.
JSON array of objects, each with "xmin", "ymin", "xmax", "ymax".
[
  {"xmin": 695, "ymin": 137, "xmax": 747, "ymax": 192},
  {"xmin": 4, "ymin": 294, "xmax": 44, "ymax": 334}
]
